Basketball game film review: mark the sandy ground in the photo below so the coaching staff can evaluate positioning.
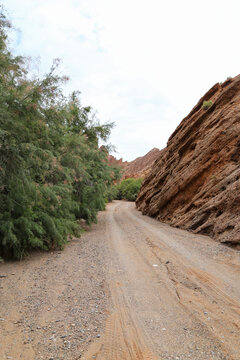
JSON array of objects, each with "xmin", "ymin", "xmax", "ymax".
[
  {"xmin": 0, "ymin": 218, "xmax": 112, "ymax": 360},
  {"xmin": 0, "ymin": 201, "xmax": 240, "ymax": 359}
]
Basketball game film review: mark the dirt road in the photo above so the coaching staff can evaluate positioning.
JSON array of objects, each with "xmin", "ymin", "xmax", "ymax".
[{"xmin": 1, "ymin": 201, "xmax": 240, "ymax": 359}]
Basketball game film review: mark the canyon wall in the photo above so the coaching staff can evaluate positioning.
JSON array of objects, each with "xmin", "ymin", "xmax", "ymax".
[
  {"xmin": 136, "ymin": 76, "xmax": 240, "ymax": 245},
  {"xmin": 108, "ymin": 148, "xmax": 160, "ymax": 180},
  {"xmin": 123, "ymin": 148, "xmax": 161, "ymax": 179}
]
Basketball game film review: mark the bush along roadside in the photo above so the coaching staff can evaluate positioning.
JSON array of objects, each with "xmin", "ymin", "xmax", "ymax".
[
  {"xmin": 114, "ymin": 178, "xmax": 143, "ymax": 202},
  {"xmin": 0, "ymin": 11, "xmax": 121, "ymax": 259}
]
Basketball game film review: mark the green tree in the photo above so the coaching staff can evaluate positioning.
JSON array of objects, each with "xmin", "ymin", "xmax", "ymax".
[{"xmin": 0, "ymin": 11, "xmax": 120, "ymax": 259}]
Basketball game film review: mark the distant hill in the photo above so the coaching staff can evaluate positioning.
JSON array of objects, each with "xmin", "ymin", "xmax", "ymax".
[{"xmin": 108, "ymin": 148, "xmax": 161, "ymax": 180}]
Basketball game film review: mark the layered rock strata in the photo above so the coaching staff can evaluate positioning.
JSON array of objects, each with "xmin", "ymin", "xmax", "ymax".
[
  {"xmin": 136, "ymin": 75, "xmax": 240, "ymax": 245},
  {"xmin": 123, "ymin": 148, "xmax": 161, "ymax": 179},
  {"xmin": 107, "ymin": 148, "xmax": 160, "ymax": 179}
]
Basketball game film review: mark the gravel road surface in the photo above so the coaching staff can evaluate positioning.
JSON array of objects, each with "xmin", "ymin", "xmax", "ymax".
[{"xmin": 1, "ymin": 201, "xmax": 240, "ymax": 359}]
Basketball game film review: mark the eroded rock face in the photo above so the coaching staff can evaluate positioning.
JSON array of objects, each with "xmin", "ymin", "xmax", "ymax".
[
  {"xmin": 107, "ymin": 154, "xmax": 128, "ymax": 168},
  {"xmin": 123, "ymin": 148, "xmax": 161, "ymax": 179},
  {"xmin": 136, "ymin": 75, "xmax": 240, "ymax": 245},
  {"xmin": 107, "ymin": 148, "xmax": 161, "ymax": 179}
]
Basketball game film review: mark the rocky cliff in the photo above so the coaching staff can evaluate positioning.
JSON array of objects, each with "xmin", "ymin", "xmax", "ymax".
[
  {"xmin": 107, "ymin": 154, "xmax": 128, "ymax": 168},
  {"xmin": 108, "ymin": 148, "xmax": 160, "ymax": 179},
  {"xmin": 136, "ymin": 75, "xmax": 240, "ymax": 245},
  {"xmin": 123, "ymin": 148, "xmax": 161, "ymax": 179}
]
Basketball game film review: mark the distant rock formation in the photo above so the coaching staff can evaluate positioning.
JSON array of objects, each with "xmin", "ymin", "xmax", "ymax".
[
  {"xmin": 136, "ymin": 75, "xmax": 240, "ymax": 245},
  {"xmin": 108, "ymin": 148, "xmax": 161, "ymax": 180},
  {"xmin": 123, "ymin": 148, "xmax": 161, "ymax": 179},
  {"xmin": 107, "ymin": 154, "xmax": 128, "ymax": 168}
]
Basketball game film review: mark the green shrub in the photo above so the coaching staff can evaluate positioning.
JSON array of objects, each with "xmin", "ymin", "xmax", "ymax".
[
  {"xmin": 115, "ymin": 178, "xmax": 143, "ymax": 201},
  {"xmin": 202, "ymin": 100, "xmax": 213, "ymax": 110},
  {"xmin": 0, "ymin": 11, "xmax": 120, "ymax": 259},
  {"xmin": 106, "ymin": 185, "xmax": 119, "ymax": 202}
]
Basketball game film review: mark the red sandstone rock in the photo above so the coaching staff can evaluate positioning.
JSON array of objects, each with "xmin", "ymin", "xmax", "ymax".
[
  {"xmin": 136, "ymin": 75, "xmax": 240, "ymax": 245},
  {"xmin": 107, "ymin": 148, "xmax": 160, "ymax": 180},
  {"xmin": 123, "ymin": 148, "xmax": 161, "ymax": 179},
  {"xmin": 107, "ymin": 154, "xmax": 128, "ymax": 168}
]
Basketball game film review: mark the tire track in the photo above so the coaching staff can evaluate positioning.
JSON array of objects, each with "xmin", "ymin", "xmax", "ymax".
[{"xmin": 83, "ymin": 201, "xmax": 240, "ymax": 359}]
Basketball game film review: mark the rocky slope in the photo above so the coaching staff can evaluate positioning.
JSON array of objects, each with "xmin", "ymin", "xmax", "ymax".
[
  {"xmin": 136, "ymin": 75, "xmax": 240, "ymax": 245},
  {"xmin": 123, "ymin": 147, "xmax": 161, "ymax": 179},
  {"xmin": 108, "ymin": 148, "xmax": 161, "ymax": 179},
  {"xmin": 107, "ymin": 154, "xmax": 128, "ymax": 168}
]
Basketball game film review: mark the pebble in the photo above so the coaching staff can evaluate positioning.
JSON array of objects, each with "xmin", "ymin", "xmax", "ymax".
[{"xmin": 0, "ymin": 219, "xmax": 111, "ymax": 359}]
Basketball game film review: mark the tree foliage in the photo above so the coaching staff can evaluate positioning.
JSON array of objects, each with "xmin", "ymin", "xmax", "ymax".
[
  {"xmin": 115, "ymin": 178, "xmax": 143, "ymax": 201},
  {"xmin": 0, "ymin": 11, "xmax": 120, "ymax": 259}
]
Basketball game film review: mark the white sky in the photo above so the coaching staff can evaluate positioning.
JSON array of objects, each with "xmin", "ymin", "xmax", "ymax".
[{"xmin": 3, "ymin": 0, "xmax": 240, "ymax": 160}]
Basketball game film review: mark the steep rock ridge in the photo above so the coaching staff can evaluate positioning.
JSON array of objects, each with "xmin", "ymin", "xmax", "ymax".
[
  {"xmin": 107, "ymin": 154, "xmax": 128, "ymax": 169},
  {"xmin": 123, "ymin": 148, "xmax": 161, "ymax": 179},
  {"xmin": 136, "ymin": 75, "xmax": 240, "ymax": 245},
  {"xmin": 107, "ymin": 148, "xmax": 161, "ymax": 179}
]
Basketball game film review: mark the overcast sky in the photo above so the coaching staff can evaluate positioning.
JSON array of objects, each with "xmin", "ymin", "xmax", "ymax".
[{"xmin": 3, "ymin": 0, "xmax": 240, "ymax": 160}]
